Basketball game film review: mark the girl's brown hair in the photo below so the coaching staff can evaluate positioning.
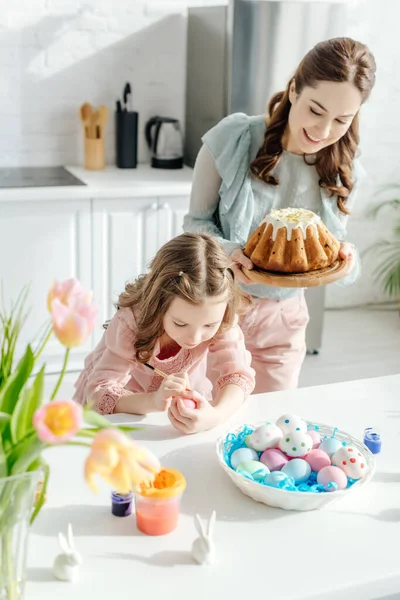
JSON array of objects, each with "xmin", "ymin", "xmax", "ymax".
[
  {"xmin": 250, "ymin": 37, "xmax": 376, "ymax": 214},
  {"xmin": 118, "ymin": 233, "xmax": 250, "ymax": 363}
]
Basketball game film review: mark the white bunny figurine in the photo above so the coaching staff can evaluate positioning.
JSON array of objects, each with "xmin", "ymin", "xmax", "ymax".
[
  {"xmin": 191, "ymin": 511, "xmax": 216, "ymax": 565},
  {"xmin": 52, "ymin": 523, "xmax": 82, "ymax": 582}
]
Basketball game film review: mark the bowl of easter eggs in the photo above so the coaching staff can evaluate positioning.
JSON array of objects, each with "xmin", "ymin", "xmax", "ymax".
[{"xmin": 216, "ymin": 414, "xmax": 376, "ymax": 511}]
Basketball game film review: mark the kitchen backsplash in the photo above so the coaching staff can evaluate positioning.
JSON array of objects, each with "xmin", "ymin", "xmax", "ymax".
[{"xmin": 2, "ymin": 0, "xmax": 399, "ymax": 308}]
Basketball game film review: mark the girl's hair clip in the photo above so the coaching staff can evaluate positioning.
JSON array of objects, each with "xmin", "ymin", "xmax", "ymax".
[{"xmin": 178, "ymin": 271, "xmax": 184, "ymax": 277}]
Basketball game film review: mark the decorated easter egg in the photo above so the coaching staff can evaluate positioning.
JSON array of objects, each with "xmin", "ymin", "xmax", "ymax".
[
  {"xmin": 276, "ymin": 414, "xmax": 307, "ymax": 434},
  {"xmin": 318, "ymin": 437, "xmax": 343, "ymax": 458},
  {"xmin": 331, "ymin": 446, "xmax": 368, "ymax": 480},
  {"xmin": 263, "ymin": 471, "xmax": 294, "ymax": 488},
  {"xmin": 317, "ymin": 465, "xmax": 348, "ymax": 490},
  {"xmin": 304, "ymin": 449, "xmax": 331, "ymax": 472},
  {"xmin": 307, "ymin": 429, "xmax": 322, "ymax": 449},
  {"xmin": 260, "ymin": 448, "xmax": 289, "ymax": 471},
  {"xmin": 182, "ymin": 399, "xmax": 197, "ymax": 409},
  {"xmin": 279, "ymin": 431, "xmax": 313, "ymax": 458},
  {"xmin": 247, "ymin": 422, "xmax": 283, "ymax": 452},
  {"xmin": 237, "ymin": 460, "xmax": 270, "ymax": 481},
  {"xmin": 281, "ymin": 459, "xmax": 311, "ymax": 484},
  {"xmin": 230, "ymin": 448, "xmax": 258, "ymax": 469}
]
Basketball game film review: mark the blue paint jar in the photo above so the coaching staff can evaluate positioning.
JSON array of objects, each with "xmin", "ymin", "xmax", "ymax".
[
  {"xmin": 363, "ymin": 428, "xmax": 382, "ymax": 454},
  {"xmin": 111, "ymin": 491, "xmax": 133, "ymax": 517}
]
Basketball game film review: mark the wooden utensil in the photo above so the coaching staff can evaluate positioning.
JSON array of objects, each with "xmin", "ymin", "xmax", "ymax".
[
  {"xmin": 144, "ymin": 363, "xmax": 191, "ymax": 391},
  {"xmin": 98, "ymin": 105, "xmax": 108, "ymax": 139},
  {"xmin": 80, "ymin": 103, "xmax": 93, "ymax": 138}
]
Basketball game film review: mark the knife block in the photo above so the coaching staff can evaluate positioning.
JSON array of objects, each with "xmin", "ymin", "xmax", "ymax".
[
  {"xmin": 115, "ymin": 111, "xmax": 138, "ymax": 168},
  {"xmin": 84, "ymin": 138, "xmax": 105, "ymax": 170}
]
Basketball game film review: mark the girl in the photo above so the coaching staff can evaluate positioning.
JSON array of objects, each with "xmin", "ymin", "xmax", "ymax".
[
  {"xmin": 184, "ymin": 37, "xmax": 376, "ymax": 394},
  {"xmin": 73, "ymin": 233, "xmax": 255, "ymax": 434}
]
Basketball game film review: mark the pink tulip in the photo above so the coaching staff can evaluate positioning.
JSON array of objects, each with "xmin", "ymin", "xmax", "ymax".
[
  {"xmin": 48, "ymin": 279, "xmax": 98, "ymax": 348},
  {"xmin": 85, "ymin": 429, "xmax": 161, "ymax": 494},
  {"xmin": 34, "ymin": 399, "xmax": 83, "ymax": 444},
  {"xmin": 47, "ymin": 278, "xmax": 89, "ymax": 313}
]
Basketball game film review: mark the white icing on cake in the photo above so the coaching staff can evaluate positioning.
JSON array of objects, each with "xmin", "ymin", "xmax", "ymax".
[{"xmin": 261, "ymin": 208, "xmax": 321, "ymax": 241}]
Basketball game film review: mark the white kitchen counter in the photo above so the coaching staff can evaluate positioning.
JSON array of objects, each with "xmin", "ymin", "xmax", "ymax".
[
  {"xmin": 27, "ymin": 374, "xmax": 400, "ymax": 600},
  {"xmin": 0, "ymin": 165, "xmax": 193, "ymax": 202}
]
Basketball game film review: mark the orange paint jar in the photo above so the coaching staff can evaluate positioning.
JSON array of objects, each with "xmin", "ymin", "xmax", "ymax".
[{"xmin": 135, "ymin": 468, "xmax": 186, "ymax": 536}]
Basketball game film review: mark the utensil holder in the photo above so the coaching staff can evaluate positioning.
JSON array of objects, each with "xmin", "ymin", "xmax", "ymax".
[
  {"xmin": 84, "ymin": 138, "xmax": 105, "ymax": 171},
  {"xmin": 115, "ymin": 111, "xmax": 138, "ymax": 168}
]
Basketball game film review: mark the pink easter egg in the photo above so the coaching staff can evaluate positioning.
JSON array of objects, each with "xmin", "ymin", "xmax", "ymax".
[
  {"xmin": 317, "ymin": 466, "xmax": 348, "ymax": 490},
  {"xmin": 260, "ymin": 448, "xmax": 289, "ymax": 472},
  {"xmin": 182, "ymin": 398, "xmax": 197, "ymax": 409},
  {"xmin": 307, "ymin": 429, "xmax": 322, "ymax": 449},
  {"xmin": 304, "ymin": 449, "xmax": 331, "ymax": 472}
]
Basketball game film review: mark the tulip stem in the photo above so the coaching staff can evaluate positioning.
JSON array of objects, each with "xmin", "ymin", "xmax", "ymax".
[{"xmin": 50, "ymin": 347, "xmax": 70, "ymax": 401}]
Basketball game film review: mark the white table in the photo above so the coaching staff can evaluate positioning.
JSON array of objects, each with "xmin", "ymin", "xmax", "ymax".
[{"xmin": 27, "ymin": 375, "xmax": 400, "ymax": 600}]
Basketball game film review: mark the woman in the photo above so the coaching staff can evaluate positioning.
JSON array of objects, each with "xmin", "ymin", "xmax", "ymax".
[{"xmin": 184, "ymin": 37, "xmax": 376, "ymax": 394}]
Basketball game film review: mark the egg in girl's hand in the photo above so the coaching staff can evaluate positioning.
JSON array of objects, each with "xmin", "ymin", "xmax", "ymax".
[
  {"xmin": 281, "ymin": 459, "xmax": 311, "ymax": 484},
  {"xmin": 307, "ymin": 429, "xmax": 322, "ymax": 448},
  {"xmin": 279, "ymin": 430, "xmax": 313, "ymax": 457},
  {"xmin": 230, "ymin": 447, "xmax": 258, "ymax": 469},
  {"xmin": 236, "ymin": 460, "xmax": 270, "ymax": 481},
  {"xmin": 317, "ymin": 465, "xmax": 348, "ymax": 490},
  {"xmin": 260, "ymin": 448, "xmax": 289, "ymax": 471},
  {"xmin": 276, "ymin": 414, "xmax": 307, "ymax": 434},
  {"xmin": 247, "ymin": 422, "xmax": 283, "ymax": 452},
  {"xmin": 331, "ymin": 446, "xmax": 368, "ymax": 480},
  {"xmin": 318, "ymin": 437, "xmax": 343, "ymax": 458},
  {"xmin": 182, "ymin": 398, "xmax": 197, "ymax": 409}
]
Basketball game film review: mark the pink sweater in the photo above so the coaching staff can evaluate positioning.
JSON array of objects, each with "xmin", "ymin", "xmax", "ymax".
[{"xmin": 73, "ymin": 307, "xmax": 255, "ymax": 415}]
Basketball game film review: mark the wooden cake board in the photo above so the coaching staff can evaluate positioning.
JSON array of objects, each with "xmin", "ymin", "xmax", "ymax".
[{"xmin": 242, "ymin": 258, "xmax": 351, "ymax": 288}]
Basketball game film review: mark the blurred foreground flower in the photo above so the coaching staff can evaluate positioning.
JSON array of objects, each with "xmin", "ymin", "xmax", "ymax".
[
  {"xmin": 85, "ymin": 429, "xmax": 161, "ymax": 494},
  {"xmin": 33, "ymin": 399, "xmax": 83, "ymax": 444}
]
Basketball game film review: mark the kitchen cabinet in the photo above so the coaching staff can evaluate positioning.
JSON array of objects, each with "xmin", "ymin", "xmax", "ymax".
[
  {"xmin": 0, "ymin": 165, "xmax": 193, "ymax": 372},
  {"xmin": 0, "ymin": 199, "xmax": 93, "ymax": 372}
]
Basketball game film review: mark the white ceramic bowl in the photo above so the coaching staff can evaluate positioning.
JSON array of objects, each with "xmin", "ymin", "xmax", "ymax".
[{"xmin": 216, "ymin": 421, "xmax": 376, "ymax": 511}]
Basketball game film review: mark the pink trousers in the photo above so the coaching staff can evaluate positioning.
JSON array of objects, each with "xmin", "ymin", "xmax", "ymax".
[{"xmin": 239, "ymin": 293, "xmax": 309, "ymax": 394}]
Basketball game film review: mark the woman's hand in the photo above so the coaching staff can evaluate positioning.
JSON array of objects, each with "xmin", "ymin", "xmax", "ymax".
[
  {"xmin": 230, "ymin": 248, "xmax": 255, "ymax": 285},
  {"xmin": 154, "ymin": 371, "xmax": 189, "ymax": 412},
  {"xmin": 339, "ymin": 242, "xmax": 355, "ymax": 272},
  {"xmin": 167, "ymin": 391, "xmax": 219, "ymax": 434}
]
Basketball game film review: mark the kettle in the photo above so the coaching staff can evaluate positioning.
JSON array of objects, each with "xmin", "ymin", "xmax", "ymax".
[{"xmin": 145, "ymin": 116, "xmax": 183, "ymax": 169}]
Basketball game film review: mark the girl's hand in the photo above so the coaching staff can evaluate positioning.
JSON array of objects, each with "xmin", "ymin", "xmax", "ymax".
[
  {"xmin": 167, "ymin": 391, "xmax": 219, "ymax": 434},
  {"xmin": 154, "ymin": 371, "xmax": 190, "ymax": 412},
  {"xmin": 230, "ymin": 248, "xmax": 255, "ymax": 285},
  {"xmin": 339, "ymin": 242, "xmax": 355, "ymax": 271}
]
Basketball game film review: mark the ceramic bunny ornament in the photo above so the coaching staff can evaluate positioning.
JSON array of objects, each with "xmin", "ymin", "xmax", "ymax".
[
  {"xmin": 191, "ymin": 511, "xmax": 216, "ymax": 565},
  {"xmin": 52, "ymin": 524, "xmax": 82, "ymax": 582}
]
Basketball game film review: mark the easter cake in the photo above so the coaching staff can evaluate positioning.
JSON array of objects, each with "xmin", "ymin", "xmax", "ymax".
[{"xmin": 243, "ymin": 208, "xmax": 340, "ymax": 274}]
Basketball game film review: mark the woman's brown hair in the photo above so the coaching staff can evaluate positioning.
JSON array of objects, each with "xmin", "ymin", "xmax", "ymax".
[
  {"xmin": 117, "ymin": 233, "xmax": 250, "ymax": 363},
  {"xmin": 250, "ymin": 37, "xmax": 376, "ymax": 214}
]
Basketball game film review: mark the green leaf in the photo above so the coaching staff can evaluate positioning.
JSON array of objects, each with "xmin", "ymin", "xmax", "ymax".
[
  {"xmin": 10, "ymin": 365, "xmax": 45, "ymax": 444},
  {"xmin": 10, "ymin": 436, "xmax": 45, "ymax": 475},
  {"xmin": 29, "ymin": 459, "xmax": 50, "ymax": 525},
  {"xmin": 0, "ymin": 435, "xmax": 7, "ymax": 477},
  {"xmin": 83, "ymin": 409, "xmax": 115, "ymax": 429},
  {"xmin": 0, "ymin": 411, "xmax": 10, "ymax": 432},
  {"xmin": 0, "ymin": 345, "xmax": 35, "ymax": 414}
]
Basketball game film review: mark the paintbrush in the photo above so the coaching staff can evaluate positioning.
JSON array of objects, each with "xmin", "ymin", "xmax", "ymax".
[{"xmin": 144, "ymin": 363, "xmax": 191, "ymax": 391}]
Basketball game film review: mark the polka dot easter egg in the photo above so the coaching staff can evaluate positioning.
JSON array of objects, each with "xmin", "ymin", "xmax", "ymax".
[
  {"xmin": 276, "ymin": 414, "xmax": 307, "ymax": 434},
  {"xmin": 247, "ymin": 422, "xmax": 283, "ymax": 452},
  {"xmin": 279, "ymin": 430, "xmax": 313, "ymax": 458},
  {"xmin": 331, "ymin": 446, "xmax": 368, "ymax": 480}
]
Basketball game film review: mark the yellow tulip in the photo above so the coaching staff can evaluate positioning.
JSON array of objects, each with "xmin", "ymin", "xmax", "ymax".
[{"xmin": 85, "ymin": 429, "xmax": 161, "ymax": 494}]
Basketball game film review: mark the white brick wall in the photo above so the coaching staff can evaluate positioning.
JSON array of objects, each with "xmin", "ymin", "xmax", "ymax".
[{"xmin": 1, "ymin": 0, "xmax": 399, "ymax": 306}]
